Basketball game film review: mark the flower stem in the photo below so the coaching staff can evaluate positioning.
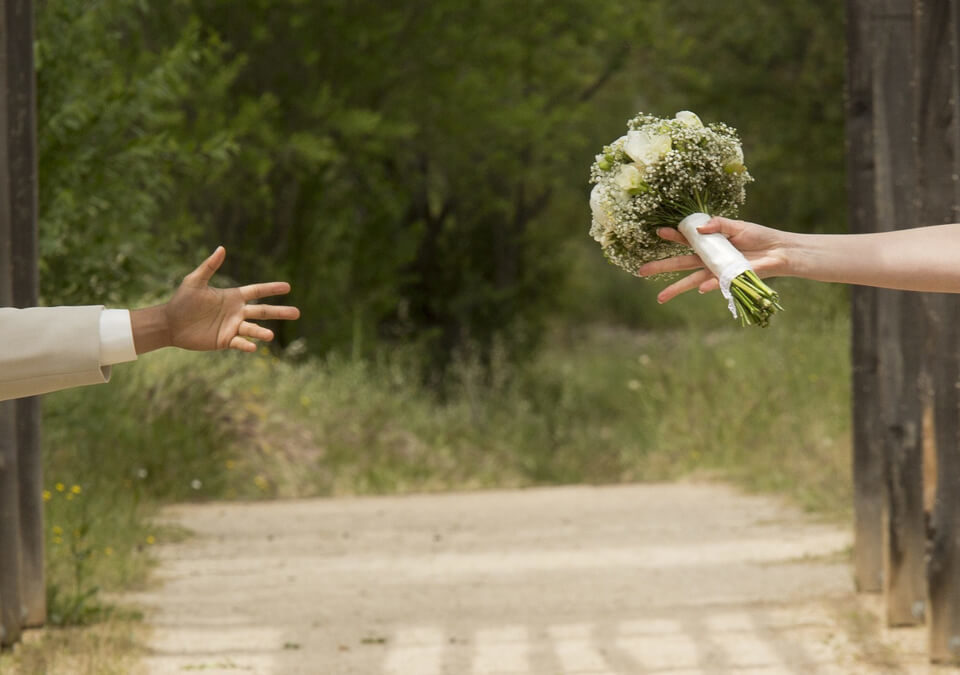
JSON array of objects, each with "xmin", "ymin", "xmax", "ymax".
[{"xmin": 730, "ymin": 270, "xmax": 783, "ymax": 328}]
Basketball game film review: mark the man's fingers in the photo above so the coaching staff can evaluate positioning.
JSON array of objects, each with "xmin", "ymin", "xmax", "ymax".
[
  {"xmin": 229, "ymin": 336, "xmax": 257, "ymax": 353},
  {"xmin": 238, "ymin": 321, "xmax": 275, "ymax": 342},
  {"xmin": 243, "ymin": 304, "xmax": 301, "ymax": 321},
  {"xmin": 657, "ymin": 269, "xmax": 714, "ymax": 304},
  {"xmin": 239, "ymin": 281, "xmax": 292, "ymax": 302},
  {"xmin": 186, "ymin": 246, "xmax": 227, "ymax": 285},
  {"xmin": 637, "ymin": 254, "xmax": 704, "ymax": 277}
]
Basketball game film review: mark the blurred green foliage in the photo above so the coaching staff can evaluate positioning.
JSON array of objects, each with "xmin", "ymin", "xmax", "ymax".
[{"xmin": 35, "ymin": 0, "xmax": 846, "ymax": 361}]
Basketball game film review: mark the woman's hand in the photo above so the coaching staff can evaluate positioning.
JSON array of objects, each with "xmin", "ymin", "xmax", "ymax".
[{"xmin": 637, "ymin": 217, "xmax": 793, "ymax": 303}]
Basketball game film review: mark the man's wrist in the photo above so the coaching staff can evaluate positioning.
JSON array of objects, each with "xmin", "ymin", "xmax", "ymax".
[{"xmin": 130, "ymin": 304, "xmax": 173, "ymax": 355}]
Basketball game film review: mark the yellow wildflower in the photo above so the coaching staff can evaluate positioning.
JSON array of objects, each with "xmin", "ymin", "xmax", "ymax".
[
  {"xmin": 52, "ymin": 525, "xmax": 63, "ymax": 536},
  {"xmin": 42, "ymin": 490, "xmax": 51, "ymax": 502},
  {"xmin": 146, "ymin": 535, "xmax": 156, "ymax": 545},
  {"xmin": 70, "ymin": 485, "xmax": 82, "ymax": 495},
  {"xmin": 104, "ymin": 547, "xmax": 114, "ymax": 556},
  {"xmin": 55, "ymin": 482, "xmax": 65, "ymax": 492}
]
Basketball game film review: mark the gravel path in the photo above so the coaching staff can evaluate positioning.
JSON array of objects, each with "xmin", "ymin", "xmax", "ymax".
[{"xmin": 129, "ymin": 483, "xmax": 933, "ymax": 674}]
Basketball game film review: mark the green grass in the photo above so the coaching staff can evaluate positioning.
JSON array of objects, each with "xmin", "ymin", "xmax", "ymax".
[{"xmin": 1, "ymin": 279, "xmax": 853, "ymax": 672}]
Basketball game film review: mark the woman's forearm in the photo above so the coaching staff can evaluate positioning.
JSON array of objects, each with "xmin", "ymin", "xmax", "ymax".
[{"xmin": 785, "ymin": 224, "xmax": 960, "ymax": 293}]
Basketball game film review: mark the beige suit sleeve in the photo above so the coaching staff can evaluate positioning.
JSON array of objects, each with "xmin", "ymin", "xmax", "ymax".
[{"xmin": 0, "ymin": 306, "xmax": 112, "ymax": 401}]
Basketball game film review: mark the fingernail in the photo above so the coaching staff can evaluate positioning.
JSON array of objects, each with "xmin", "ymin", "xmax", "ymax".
[{"xmin": 698, "ymin": 289, "xmax": 705, "ymax": 294}]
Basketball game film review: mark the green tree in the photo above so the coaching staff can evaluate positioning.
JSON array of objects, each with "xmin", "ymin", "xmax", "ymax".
[
  {"xmin": 634, "ymin": 0, "xmax": 846, "ymax": 232},
  {"xmin": 36, "ymin": 0, "xmax": 253, "ymax": 305},
  {"xmin": 169, "ymin": 0, "xmax": 648, "ymax": 368}
]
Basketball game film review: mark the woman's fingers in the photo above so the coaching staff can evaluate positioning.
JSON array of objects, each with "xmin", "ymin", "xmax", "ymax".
[
  {"xmin": 637, "ymin": 254, "xmax": 704, "ymax": 277},
  {"xmin": 698, "ymin": 216, "xmax": 744, "ymax": 237},
  {"xmin": 698, "ymin": 277, "xmax": 720, "ymax": 294},
  {"xmin": 657, "ymin": 269, "xmax": 714, "ymax": 304},
  {"xmin": 656, "ymin": 227, "xmax": 688, "ymax": 246}
]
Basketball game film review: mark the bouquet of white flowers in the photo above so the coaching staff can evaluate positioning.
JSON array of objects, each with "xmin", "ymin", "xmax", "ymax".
[{"xmin": 589, "ymin": 111, "xmax": 782, "ymax": 327}]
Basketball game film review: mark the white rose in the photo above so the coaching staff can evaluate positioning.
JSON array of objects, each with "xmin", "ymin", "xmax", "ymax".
[
  {"xmin": 590, "ymin": 184, "xmax": 615, "ymax": 231},
  {"xmin": 614, "ymin": 163, "xmax": 645, "ymax": 193},
  {"xmin": 624, "ymin": 130, "xmax": 672, "ymax": 166},
  {"xmin": 675, "ymin": 110, "xmax": 703, "ymax": 128}
]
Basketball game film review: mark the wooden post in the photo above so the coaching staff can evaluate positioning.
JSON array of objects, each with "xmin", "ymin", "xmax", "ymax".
[
  {"xmin": 845, "ymin": 0, "xmax": 884, "ymax": 594},
  {"xmin": 6, "ymin": 0, "xmax": 43, "ymax": 628},
  {"xmin": 871, "ymin": 0, "xmax": 928, "ymax": 627},
  {"xmin": 0, "ymin": 0, "xmax": 24, "ymax": 647},
  {"xmin": 928, "ymin": 303, "xmax": 960, "ymax": 664},
  {"xmin": 927, "ymin": 0, "xmax": 960, "ymax": 662}
]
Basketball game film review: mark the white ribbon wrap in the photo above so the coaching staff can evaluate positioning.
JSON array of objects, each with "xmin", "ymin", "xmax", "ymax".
[{"xmin": 677, "ymin": 212, "xmax": 752, "ymax": 319}]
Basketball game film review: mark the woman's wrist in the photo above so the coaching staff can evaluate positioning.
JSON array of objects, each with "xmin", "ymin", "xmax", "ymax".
[{"xmin": 777, "ymin": 231, "xmax": 826, "ymax": 281}]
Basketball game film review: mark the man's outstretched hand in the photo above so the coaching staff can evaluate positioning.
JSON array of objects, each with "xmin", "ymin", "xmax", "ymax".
[{"xmin": 130, "ymin": 247, "xmax": 301, "ymax": 355}]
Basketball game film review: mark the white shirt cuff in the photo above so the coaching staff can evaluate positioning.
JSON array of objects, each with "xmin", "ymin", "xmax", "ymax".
[{"xmin": 99, "ymin": 309, "xmax": 138, "ymax": 366}]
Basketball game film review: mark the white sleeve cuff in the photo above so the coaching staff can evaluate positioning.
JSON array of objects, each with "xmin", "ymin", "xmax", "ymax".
[{"xmin": 99, "ymin": 309, "xmax": 138, "ymax": 366}]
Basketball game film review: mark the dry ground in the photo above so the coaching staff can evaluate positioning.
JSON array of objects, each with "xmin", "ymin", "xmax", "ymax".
[{"xmin": 127, "ymin": 483, "xmax": 949, "ymax": 674}]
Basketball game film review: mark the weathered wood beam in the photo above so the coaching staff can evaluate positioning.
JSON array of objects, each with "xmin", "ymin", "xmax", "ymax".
[
  {"xmin": 927, "ymin": 0, "xmax": 960, "ymax": 662},
  {"xmin": 6, "ymin": 0, "xmax": 43, "ymax": 629},
  {"xmin": 0, "ymin": 0, "xmax": 24, "ymax": 647},
  {"xmin": 845, "ymin": 0, "xmax": 884, "ymax": 594},
  {"xmin": 871, "ymin": 0, "xmax": 928, "ymax": 627}
]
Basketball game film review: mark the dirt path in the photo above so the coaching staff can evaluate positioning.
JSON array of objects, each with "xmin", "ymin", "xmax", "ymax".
[{"xmin": 129, "ymin": 483, "xmax": 938, "ymax": 674}]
